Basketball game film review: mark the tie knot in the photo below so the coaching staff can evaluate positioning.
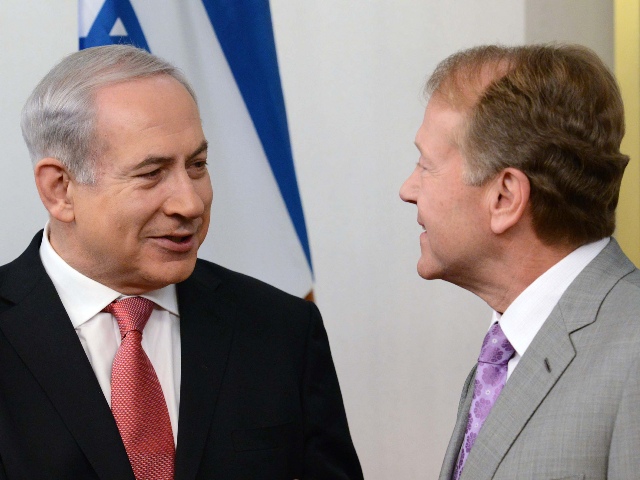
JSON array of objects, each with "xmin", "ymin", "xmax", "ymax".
[
  {"xmin": 103, "ymin": 297, "xmax": 154, "ymax": 338},
  {"xmin": 478, "ymin": 322, "xmax": 515, "ymax": 365}
]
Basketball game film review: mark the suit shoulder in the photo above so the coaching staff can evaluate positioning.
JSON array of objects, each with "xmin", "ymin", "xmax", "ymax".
[
  {"xmin": 191, "ymin": 258, "xmax": 311, "ymax": 309},
  {"xmin": 604, "ymin": 265, "xmax": 640, "ymax": 299},
  {"xmin": 604, "ymin": 267, "xmax": 640, "ymax": 312},
  {"xmin": 588, "ymin": 266, "xmax": 640, "ymax": 352},
  {"xmin": 0, "ymin": 258, "xmax": 13, "ymax": 281},
  {"xmin": 619, "ymin": 266, "xmax": 640, "ymax": 289},
  {"xmin": 0, "ymin": 232, "xmax": 46, "ymax": 305},
  {"xmin": 185, "ymin": 259, "xmax": 320, "ymax": 339}
]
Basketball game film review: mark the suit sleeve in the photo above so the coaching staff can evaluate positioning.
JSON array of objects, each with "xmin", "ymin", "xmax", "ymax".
[
  {"xmin": 608, "ymin": 353, "xmax": 640, "ymax": 478},
  {"xmin": 300, "ymin": 302, "xmax": 364, "ymax": 480}
]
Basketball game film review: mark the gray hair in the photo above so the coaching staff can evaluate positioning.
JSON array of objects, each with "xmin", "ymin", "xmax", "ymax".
[{"xmin": 21, "ymin": 44, "xmax": 197, "ymax": 184}]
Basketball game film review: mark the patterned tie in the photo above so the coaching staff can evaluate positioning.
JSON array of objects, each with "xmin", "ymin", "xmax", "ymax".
[
  {"xmin": 105, "ymin": 297, "xmax": 175, "ymax": 480},
  {"xmin": 453, "ymin": 322, "xmax": 515, "ymax": 480}
]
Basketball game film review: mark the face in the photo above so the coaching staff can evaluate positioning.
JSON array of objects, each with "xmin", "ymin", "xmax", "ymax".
[
  {"xmin": 399, "ymin": 95, "xmax": 492, "ymax": 286},
  {"xmin": 59, "ymin": 75, "xmax": 212, "ymax": 294}
]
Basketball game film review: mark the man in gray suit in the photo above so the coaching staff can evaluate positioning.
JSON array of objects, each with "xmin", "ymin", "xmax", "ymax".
[{"xmin": 400, "ymin": 44, "xmax": 639, "ymax": 479}]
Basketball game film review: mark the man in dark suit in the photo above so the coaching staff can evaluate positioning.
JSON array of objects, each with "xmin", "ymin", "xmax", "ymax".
[
  {"xmin": 400, "ymin": 44, "xmax": 640, "ymax": 479},
  {"xmin": 0, "ymin": 44, "xmax": 362, "ymax": 479}
]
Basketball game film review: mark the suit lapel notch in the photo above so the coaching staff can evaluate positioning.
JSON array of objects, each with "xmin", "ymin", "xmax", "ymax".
[{"xmin": 560, "ymin": 238, "xmax": 634, "ymax": 334}]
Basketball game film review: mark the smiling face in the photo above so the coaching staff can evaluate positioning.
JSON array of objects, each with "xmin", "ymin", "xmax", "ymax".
[
  {"xmin": 399, "ymin": 94, "xmax": 492, "ymax": 286},
  {"xmin": 54, "ymin": 75, "xmax": 212, "ymax": 294}
]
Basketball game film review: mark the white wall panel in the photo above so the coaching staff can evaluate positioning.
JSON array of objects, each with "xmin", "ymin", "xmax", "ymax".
[{"xmin": 0, "ymin": 1, "xmax": 611, "ymax": 478}]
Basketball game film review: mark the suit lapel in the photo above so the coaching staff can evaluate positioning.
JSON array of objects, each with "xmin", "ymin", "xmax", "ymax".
[
  {"xmin": 459, "ymin": 239, "xmax": 635, "ymax": 480},
  {"xmin": 0, "ymin": 233, "xmax": 134, "ymax": 479},
  {"xmin": 174, "ymin": 262, "xmax": 236, "ymax": 480},
  {"xmin": 459, "ymin": 311, "xmax": 575, "ymax": 480},
  {"xmin": 439, "ymin": 366, "xmax": 476, "ymax": 480}
]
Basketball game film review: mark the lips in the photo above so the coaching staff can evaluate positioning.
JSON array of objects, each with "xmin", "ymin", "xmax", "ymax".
[
  {"xmin": 164, "ymin": 235, "xmax": 192, "ymax": 243},
  {"xmin": 417, "ymin": 220, "xmax": 427, "ymax": 239},
  {"xmin": 151, "ymin": 232, "xmax": 197, "ymax": 253}
]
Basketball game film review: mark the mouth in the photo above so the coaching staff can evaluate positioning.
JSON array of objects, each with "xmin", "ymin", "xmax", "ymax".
[
  {"xmin": 164, "ymin": 235, "xmax": 193, "ymax": 244},
  {"xmin": 151, "ymin": 232, "xmax": 198, "ymax": 253},
  {"xmin": 417, "ymin": 221, "xmax": 427, "ymax": 240}
]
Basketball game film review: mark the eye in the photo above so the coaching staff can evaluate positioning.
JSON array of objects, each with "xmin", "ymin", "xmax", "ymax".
[
  {"xmin": 188, "ymin": 159, "xmax": 209, "ymax": 178},
  {"xmin": 139, "ymin": 168, "xmax": 162, "ymax": 179},
  {"xmin": 192, "ymin": 160, "xmax": 208, "ymax": 169}
]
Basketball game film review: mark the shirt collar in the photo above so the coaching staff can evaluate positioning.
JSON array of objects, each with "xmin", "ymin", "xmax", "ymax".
[
  {"xmin": 39, "ymin": 223, "xmax": 180, "ymax": 328},
  {"xmin": 495, "ymin": 237, "xmax": 609, "ymax": 357}
]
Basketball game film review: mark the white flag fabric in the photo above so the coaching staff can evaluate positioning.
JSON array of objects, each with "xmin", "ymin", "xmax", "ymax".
[{"xmin": 79, "ymin": 0, "xmax": 313, "ymax": 298}]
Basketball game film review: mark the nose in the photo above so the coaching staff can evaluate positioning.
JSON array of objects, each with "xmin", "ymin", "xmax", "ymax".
[
  {"xmin": 399, "ymin": 167, "xmax": 419, "ymax": 204},
  {"xmin": 164, "ymin": 171, "xmax": 208, "ymax": 219}
]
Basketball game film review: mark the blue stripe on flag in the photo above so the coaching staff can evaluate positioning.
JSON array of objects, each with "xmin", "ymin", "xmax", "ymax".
[
  {"xmin": 200, "ymin": 0, "xmax": 313, "ymax": 272},
  {"xmin": 79, "ymin": 0, "xmax": 149, "ymax": 51}
]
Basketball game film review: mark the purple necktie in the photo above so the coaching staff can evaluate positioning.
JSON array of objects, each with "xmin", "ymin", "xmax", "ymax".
[{"xmin": 453, "ymin": 322, "xmax": 515, "ymax": 480}]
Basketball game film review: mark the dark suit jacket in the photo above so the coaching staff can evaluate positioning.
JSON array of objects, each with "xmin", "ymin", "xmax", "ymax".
[
  {"xmin": 0, "ymin": 232, "xmax": 363, "ymax": 479},
  {"xmin": 439, "ymin": 239, "xmax": 640, "ymax": 480}
]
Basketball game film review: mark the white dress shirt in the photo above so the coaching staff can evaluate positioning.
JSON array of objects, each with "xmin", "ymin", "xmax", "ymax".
[
  {"xmin": 493, "ymin": 237, "xmax": 609, "ymax": 380},
  {"xmin": 39, "ymin": 224, "xmax": 181, "ymax": 445}
]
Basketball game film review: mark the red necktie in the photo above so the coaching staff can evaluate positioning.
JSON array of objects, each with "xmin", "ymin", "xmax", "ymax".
[{"xmin": 104, "ymin": 297, "xmax": 175, "ymax": 480}]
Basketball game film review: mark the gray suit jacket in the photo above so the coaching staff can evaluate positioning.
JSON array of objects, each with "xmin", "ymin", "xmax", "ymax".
[{"xmin": 439, "ymin": 239, "xmax": 640, "ymax": 480}]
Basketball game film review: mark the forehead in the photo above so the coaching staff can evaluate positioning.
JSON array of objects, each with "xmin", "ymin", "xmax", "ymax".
[
  {"xmin": 416, "ymin": 94, "xmax": 466, "ymax": 154},
  {"xmin": 92, "ymin": 75, "xmax": 203, "ymax": 160},
  {"xmin": 93, "ymin": 75, "xmax": 200, "ymax": 131},
  {"xmin": 431, "ymin": 58, "xmax": 510, "ymax": 111}
]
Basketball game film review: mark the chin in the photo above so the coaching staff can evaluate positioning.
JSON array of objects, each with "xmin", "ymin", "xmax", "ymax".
[
  {"xmin": 417, "ymin": 260, "xmax": 443, "ymax": 281},
  {"xmin": 169, "ymin": 258, "xmax": 198, "ymax": 282},
  {"xmin": 418, "ymin": 270, "xmax": 440, "ymax": 281},
  {"xmin": 147, "ymin": 257, "xmax": 198, "ymax": 289}
]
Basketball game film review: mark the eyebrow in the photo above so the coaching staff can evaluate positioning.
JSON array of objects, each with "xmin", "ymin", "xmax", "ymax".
[{"xmin": 132, "ymin": 140, "xmax": 209, "ymax": 170}]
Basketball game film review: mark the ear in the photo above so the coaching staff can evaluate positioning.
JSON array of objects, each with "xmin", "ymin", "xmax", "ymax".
[
  {"xmin": 34, "ymin": 158, "xmax": 75, "ymax": 223},
  {"xmin": 488, "ymin": 168, "xmax": 530, "ymax": 235}
]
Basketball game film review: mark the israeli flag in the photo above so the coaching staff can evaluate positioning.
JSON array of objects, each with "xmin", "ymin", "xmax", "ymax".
[{"xmin": 79, "ymin": 0, "xmax": 313, "ymax": 298}]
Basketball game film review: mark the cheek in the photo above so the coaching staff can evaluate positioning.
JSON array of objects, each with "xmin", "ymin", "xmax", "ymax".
[
  {"xmin": 198, "ymin": 180, "xmax": 213, "ymax": 206},
  {"xmin": 105, "ymin": 202, "xmax": 161, "ymax": 243},
  {"xmin": 198, "ymin": 180, "xmax": 213, "ymax": 205},
  {"xmin": 198, "ymin": 212, "xmax": 211, "ymax": 244},
  {"xmin": 78, "ymin": 202, "xmax": 115, "ymax": 238},
  {"xmin": 197, "ymin": 186, "xmax": 212, "ymax": 243},
  {"xmin": 417, "ymin": 191, "xmax": 446, "ymax": 220}
]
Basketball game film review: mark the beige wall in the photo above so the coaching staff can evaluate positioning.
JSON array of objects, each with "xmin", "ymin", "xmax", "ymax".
[{"xmin": 614, "ymin": 0, "xmax": 640, "ymax": 266}]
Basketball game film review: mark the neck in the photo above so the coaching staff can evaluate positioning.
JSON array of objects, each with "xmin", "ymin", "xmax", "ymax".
[{"xmin": 463, "ymin": 236, "xmax": 577, "ymax": 314}]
